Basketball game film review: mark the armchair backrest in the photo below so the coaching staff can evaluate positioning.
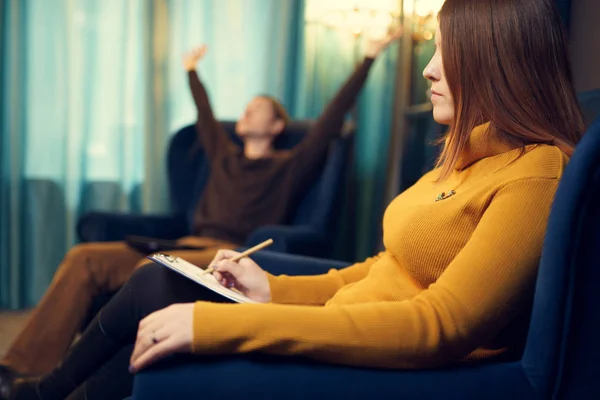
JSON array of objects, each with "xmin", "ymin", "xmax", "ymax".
[
  {"xmin": 578, "ymin": 88, "xmax": 600, "ymax": 126},
  {"xmin": 521, "ymin": 117, "xmax": 600, "ymax": 399},
  {"xmin": 166, "ymin": 120, "xmax": 352, "ymax": 236}
]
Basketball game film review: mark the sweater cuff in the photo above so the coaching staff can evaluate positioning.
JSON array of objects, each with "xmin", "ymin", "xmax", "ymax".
[
  {"xmin": 192, "ymin": 301, "xmax": 263, "ymax": 354},
  {"xmin": 267, "ymin": 272, "xmax": 300, "ymax": 304}
]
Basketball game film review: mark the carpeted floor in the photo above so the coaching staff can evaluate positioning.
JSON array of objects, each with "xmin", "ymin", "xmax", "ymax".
[{"xmin": 0, "ymin": 311, "xmax": 31, "ymax": 360}]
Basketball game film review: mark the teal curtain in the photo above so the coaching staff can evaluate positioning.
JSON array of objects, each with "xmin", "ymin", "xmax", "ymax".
[
  {"xmin": 1, "ymin": 0, "xmax": 152, "ymax": 309},
  {"xmin": 0, "ymin": 0, "xmax": 396, "ymax": 308},
  {"xmin": 0, "ymin": 0, "xmax": 302, "ymax": 310},
  {"xmin": 162, "ymin": 0, "xmax": 302, "ymax": 130},
  {"xmin": 296, "ymin": 23, "xmax": 399, "ymax": 261}
]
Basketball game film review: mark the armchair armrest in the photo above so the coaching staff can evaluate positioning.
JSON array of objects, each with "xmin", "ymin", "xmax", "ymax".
[
  {"xmin": 244, "ymin": 249, "xmax": 350, "ymax": 276},
  {"xmin": 245, "ymin": 225, "xmax": 329, "ymax": 258},
  {"xmin": 131, "ymin": 353, "xmax": 528, "ymax": 400},
  {"xmin": 77, "ymin": 212, "xmax": 190, "ymax": 243}
]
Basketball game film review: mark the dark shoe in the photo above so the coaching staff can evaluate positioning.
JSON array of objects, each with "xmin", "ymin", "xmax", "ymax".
[
  {"xmin": 0, "ymin": 365, "xmax": 16, "ymax": 400},
  {"xmin": 1, "ymin": 376, "xmax": 42, "ymax": 400},
  {"xmin": 0, "ymin": 366, "xmax": 44, "ymax": 400}
]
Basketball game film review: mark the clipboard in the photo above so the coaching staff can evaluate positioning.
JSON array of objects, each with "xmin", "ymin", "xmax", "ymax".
[{"xmin": 148, "ymin": 253, "xmax": 258, "ymax": 304}]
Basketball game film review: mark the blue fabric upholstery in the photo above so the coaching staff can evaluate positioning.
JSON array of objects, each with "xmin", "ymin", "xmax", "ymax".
[
  {"xmin": 77, "ymin": 120, "xmax": 352, "ymax": 258},
  {"xmin": 578, "ymin": 88, "xmax": 600, "ymax": 126},
  {"xmin": 128, "ymin": 118, "xmax": 600, "ymax": 399},
  {"xmin": 520, "ymin": 116, "xmax": 600, "ymax": 399}
]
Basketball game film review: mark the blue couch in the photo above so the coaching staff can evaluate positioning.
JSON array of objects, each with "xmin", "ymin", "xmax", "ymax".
[
  {"xmin": 127, "ymin": 117, "xmax": 600, "ymax": 399},
  {"xmin": 76, "ymin": 120, "xmax": 352, "ymax": 258}
]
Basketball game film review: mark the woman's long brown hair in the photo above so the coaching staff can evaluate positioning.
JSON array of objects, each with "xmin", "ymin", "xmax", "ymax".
[{"xmin": 436, "ymin": 0, "xmax": 586, "ymax": 180}]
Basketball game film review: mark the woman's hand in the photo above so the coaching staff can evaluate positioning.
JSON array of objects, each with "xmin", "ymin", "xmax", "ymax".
[
  {"xmin": 129, "ymin": 303, "xmax": 194, "ymax": 373},
  {"xmin": 182, "ymin": 44, "xmax": 207, "ymax": 71},
  {"xmin": 365, "ymin": 28, "xmax": 403, "ymax": 58},
  {"xmin": 210, "ymin": 249, "xmax": 271, "ymax": 303}
]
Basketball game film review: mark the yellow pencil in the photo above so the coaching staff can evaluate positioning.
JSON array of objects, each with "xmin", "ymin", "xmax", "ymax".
[{"xmin": 203, "ymin": 238, "xmax": 274, "ymax": 275}]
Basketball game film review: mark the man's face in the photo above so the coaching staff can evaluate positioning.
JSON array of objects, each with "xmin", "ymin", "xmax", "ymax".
[{"xmin": 235, "ymin": 97, "xmax": 284, "ymax": 138}]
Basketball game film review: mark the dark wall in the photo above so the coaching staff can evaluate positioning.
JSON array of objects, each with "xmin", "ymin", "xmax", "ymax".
[{"xmin": 570, "ymin": 0, "xmax": 600, "ymax": 92}]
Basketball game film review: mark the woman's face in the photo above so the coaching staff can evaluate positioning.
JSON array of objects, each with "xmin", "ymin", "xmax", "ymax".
[{"xmin": 423, "ymin": 26, "xmax": 454, "ymax": 125}]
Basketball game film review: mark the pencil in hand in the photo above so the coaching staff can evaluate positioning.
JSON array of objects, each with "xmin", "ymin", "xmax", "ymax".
[{"xmin": 203, "ymin": 238, "xmax": 273, "ymax": 275}]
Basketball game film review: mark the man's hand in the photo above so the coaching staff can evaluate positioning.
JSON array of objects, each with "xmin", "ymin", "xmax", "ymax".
[
  {"xmin": 365, "ymin": 28, "xmax": 403, "ymax": 58},
  {"xmin": 182, "ymin": 44, "xmax": 207, "ymax": 71}
]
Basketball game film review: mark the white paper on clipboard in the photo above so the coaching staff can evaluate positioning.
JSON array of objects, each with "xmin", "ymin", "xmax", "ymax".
[{"xmin": 148, "ymin": 253, "xmax": 258, "ymax": 304}]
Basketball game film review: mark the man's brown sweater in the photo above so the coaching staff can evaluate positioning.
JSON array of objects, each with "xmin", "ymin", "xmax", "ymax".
[{"xmin": 188, "ymin": 58, "xmax": 375, "ymax": 244}]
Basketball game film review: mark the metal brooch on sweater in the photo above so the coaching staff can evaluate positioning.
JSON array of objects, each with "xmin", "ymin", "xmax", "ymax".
[{"xmin": 435, "ymin": 190, "xmax": 456, "ymax": 202}]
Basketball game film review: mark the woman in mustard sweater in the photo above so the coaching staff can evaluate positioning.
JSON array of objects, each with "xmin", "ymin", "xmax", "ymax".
[{"xmin": 4, "ymin": 0, "xmax": 587, "ymax": 399}]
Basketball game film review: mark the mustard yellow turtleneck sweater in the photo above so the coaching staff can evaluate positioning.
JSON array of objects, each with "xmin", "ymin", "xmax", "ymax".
[{"xmin": 191, "ymin": 123, "xmax": 568, "ymax": 369}]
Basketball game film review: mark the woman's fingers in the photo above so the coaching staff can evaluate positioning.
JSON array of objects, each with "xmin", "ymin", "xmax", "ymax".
[
  {"xmin": 130, "ymin": 304, "xmax": 195, "ymax": 372},
  {"xmin": 209, "ymin": 251, "xmax": 245, "ymax": 287},
  {"xmin": 130, "ymin": 328, "xmax": 158, "ymax": 367},
  {"xmin": 138, "ymin": 309, "xmax": 161, "ymax": 331},
  {"xmin": 212, "ymin": 270, "xmax": 237, "ymax": 288},
  {"xmin": 136, "ymin": 318, "xmax": 163, "ymax": 349},
  {"xmin": 130, "ymin": 336, "xmax": 180, "ymax": 373},
  {"xmin": 214, "ymin": 259, "xmax": 244, "ymax": 279},
  {"xmin": 130, "ymin": 312, "xmax": 183, "ymax": 369},
  {"xmin": 132, "ymin": 321, "xmax": 171, "ymax": 366},
  {"xmin": 209, "ymin": 249, "xmax": 242, "ymax": 267},
  {"xmin": 132, "ymin": 308, "xmax": 170, "ymax": 363}
]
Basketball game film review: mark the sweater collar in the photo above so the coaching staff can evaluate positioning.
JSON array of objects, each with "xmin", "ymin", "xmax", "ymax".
[{"xmin": 454, "ymin": 122, "xmax": 519, "ymax": 170}]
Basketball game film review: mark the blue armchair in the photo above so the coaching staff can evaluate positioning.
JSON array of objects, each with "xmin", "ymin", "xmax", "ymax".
[
  {"xmin": 128, "ymin": 118, "xmax": 600, "ymax": 399},
  {"xmin": 76, "ymin": 121, "xmax": 352, "ymax": 258},
  {"xmin": 578, "ymin": 88, "xmax": 600, "ymax": 126}
]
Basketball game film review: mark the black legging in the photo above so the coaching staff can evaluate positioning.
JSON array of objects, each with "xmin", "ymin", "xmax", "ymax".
[{"xmin": 29, "ymin": 263, "xmax": 231, "ymax": 400}]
